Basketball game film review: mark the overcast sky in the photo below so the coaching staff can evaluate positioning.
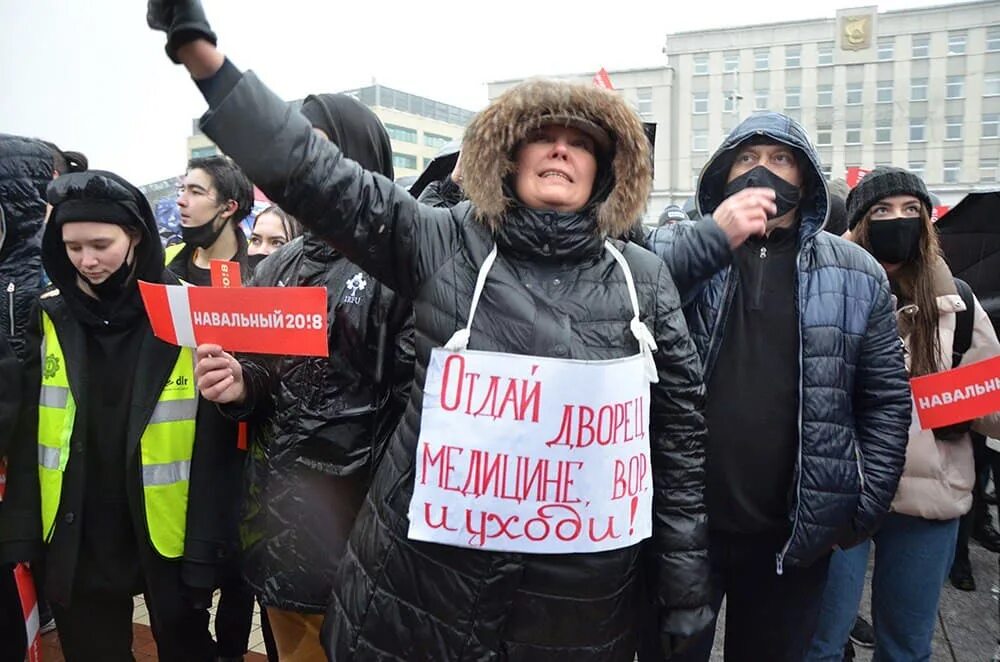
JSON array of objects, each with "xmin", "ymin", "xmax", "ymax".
[{"xmin": 2, "ymin": 0, "xmax": 949, "ymax": 185}]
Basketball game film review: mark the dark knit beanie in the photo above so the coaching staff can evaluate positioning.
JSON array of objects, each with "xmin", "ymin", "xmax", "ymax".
[
  {"xmin": 846, "ymin": 167, "xmax": 932, "ymax": 230},
  {"xmin": 47, "ymin": 170, "xmax": 146, "ymax": 229}
]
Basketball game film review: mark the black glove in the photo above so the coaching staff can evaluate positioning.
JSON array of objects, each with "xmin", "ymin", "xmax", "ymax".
[
  {"xmin": 659, "ymin": 606, "xmax": 714, "ymax": 659},
  {"xmin": 180, "ymin": 583, "xmax": 213, "ymax": 610},
  {"xmin": 147, "ymin": 0, "xmax": 218, "ymax": 64},
  {"xmin": 660, "ymin": 632, "xmax": 698, "ymax": 659}
]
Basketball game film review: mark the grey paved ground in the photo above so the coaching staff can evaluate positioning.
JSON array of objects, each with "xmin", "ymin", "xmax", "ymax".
[{"xmin": 707, "ymin": 541, "xmax": 998, "ymax": 661}]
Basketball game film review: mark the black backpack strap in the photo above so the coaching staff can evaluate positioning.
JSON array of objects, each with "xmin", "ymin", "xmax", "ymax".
[{"xmin": 952, "ymin": 277, "xmax": 975, "ymax": 369}]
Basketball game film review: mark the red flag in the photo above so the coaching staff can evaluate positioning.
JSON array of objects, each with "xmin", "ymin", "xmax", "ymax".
[
  {"xmin": 845, "ymin": 167, "xmax": 871, "ymax": 189},
  {"xmin": 592, "ymin": 68, "xmax": 614, "ymax": 90}
]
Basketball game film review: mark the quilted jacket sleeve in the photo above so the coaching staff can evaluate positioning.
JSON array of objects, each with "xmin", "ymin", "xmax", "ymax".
[
  {"xmin": 198, "ymin": 71, "xmax": 458, "ymax": 301},
  {"xmin": 851, "ymin": 276, "xmax": 911, "ymax": 538},
  {"xmin": 0, "ymin": 304, "xmax": 42, "ymax": 564},
  {"xmin": 646, "ymin": 218, "xmax": 732, "ymax": 306},
  {"xmin": 642, "ymin": 251, "xmax": 713, "ymax": 639}
]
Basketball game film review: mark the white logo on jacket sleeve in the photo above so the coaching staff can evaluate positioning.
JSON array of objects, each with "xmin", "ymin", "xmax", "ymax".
[{"xmin": 343, "ymin": 273, "xmax": 368, "ymax": 304}]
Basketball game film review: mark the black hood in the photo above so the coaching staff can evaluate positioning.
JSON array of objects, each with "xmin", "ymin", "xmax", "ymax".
[
  {"xmin": 0, "ymin": 134, "xmax": 54, "ymax": 261},
  {"xmin": 42, "ymin": 170, "xmax": 165, "ymax": 324},
  {"xmin": 696, "ymin": 112, "xmax": 829, "ymax": 241},
  {"xmin": 300, "ymin": 94, "xmax": 394, "ymax": 179}
]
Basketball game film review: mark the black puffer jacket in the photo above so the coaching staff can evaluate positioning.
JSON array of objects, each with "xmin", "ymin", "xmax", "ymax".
[
  {"xmin": 0, "ymin": 135, "xmax": 52, "ymax": 364},
  {"xmin": 234, "ymin": 233, "xmax": 412, "ymax": 612},
  {"xmin": 1, "ymin": 135, "xmax": 53, "ymax": 455},
  {"xmin": 199, "ymin": 70, "xmax": 710, "ymax": 660}
]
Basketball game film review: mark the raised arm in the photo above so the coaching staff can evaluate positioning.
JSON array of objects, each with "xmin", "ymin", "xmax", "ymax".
[{"xmin": 148, "ymin": 3, "xmax": 459, "ymax": 298}]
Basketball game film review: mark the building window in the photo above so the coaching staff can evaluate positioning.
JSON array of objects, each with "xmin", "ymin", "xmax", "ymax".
[
  {"xmin": 786, "ymin": 45, "xmax": 801, "ymax": 68},
  {"xmin": 723, "ymin": 93, "xmax": 738, "ymax": 113},
  {"xmin": 816, "ymin": 85, "xmax": 832, "ymax": 107},
  {"xmin": 943, "ymin": 161, "xmax": 961, "ymax": 184},
  {"xmin": 983, "ymin": 113, "xmax": 1000, "ymax": 139},
  {"xmin": 910, "ymin": 119, "xmax": 926, "ymax": 142},
  {"xmin": 985, "ymin": 74, "xmax": 1000, "ymax": 97},
  {"xmin": 877, "ymin": 37, "xmax": 894, "ymax": 61},
  {"xmin": 424, "ymin": 132, "xmax": 452, "ymax": 149},
  {"xmin": 386, "ymin": 124, "xmax": 417, "ymax": 143},
  {"xmin": 846, "ymin": 82, "xmax": 863, "ymax": 105},
  {"xmin": 815, "ymin": 125, "xmax": 832, "ymax": 146},
  {"xmin": 875, "ymin": 118, "xmax": 892, "ymax": 143},
  {"xmin": 692, "ymin": 92, "xmax": 708, "ymax": 114},
  {"xmin": 724, "ymin": 51, "xmax": 739, "ymax": 72},
  {"xmin": 989, "ymin": 27, "xmax": 1000, "ymax": 52},
  {"xmin": 785, "ymin": 87, "xmax": 801, "ymax": 109},
  {"xmin": 190, "ymin": 146, "xmax": 218, "ymax": 158},
  {"xmin": 754, "ymin": 48, "xmax": 769, "ymax": 70},
  {"xmin": 820, "ymin": 163, "xmax": 833, "ymax": 179},
  {"xmin": 637, "ymin": 87, "xmax": 654, "ymax": 118},
  {"xmin": 754, "ymin": 89, "xmax": 769, "ymax": 111},
  {"xmin": 692, "ymin": 130, "xmax": 708, "ymax": 152},
  {"xmin": 693, "ymin": 54, "xmax": 710, "ymax": 75},
  {"xmin": 845, "ymin": 122, "xmax": 862, "ymax": 145},
  {"xmin": 912, "ymin": 34, "xmax": 930, "ymax": 59},
  {"xmin": 948, "ymin": 31, "xmax": 967, "ymax": 55},
  {"xmin": 911, "ymin": 78, "xmax": 928, "ymax": 101},
  {"xmin": 946, "ymin": 76, "xmax": 964, "ymax": 99},
  {"xmin": 946, "ymin": 116, "xmax": 963, "ymax": 141},
  {"xmin": 392, "ymin": 153, "xmax": 417, "ymax": 169},
  {"xmin": 876, "ymin": 81, "xmax": 893, "ymax": 104},
  {"xmin": 909, "ymin": 161, "xmax": 925, "ymax": 179},
  {"xmin": 817, "ymin": 41, "xmax": 834, "ymax": 66},
  {"xmin": 980, "ymin": 158, "xmax": 999, "ymax": 183},
  {"xmin": 692, "ymin": 169, "xmax": 701, "ymax": 190}
]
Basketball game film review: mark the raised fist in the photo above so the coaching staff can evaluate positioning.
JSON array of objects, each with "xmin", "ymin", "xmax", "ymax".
[{"xmin": 147, "ymin": 0, "xmax": 217, "ymax": 64}]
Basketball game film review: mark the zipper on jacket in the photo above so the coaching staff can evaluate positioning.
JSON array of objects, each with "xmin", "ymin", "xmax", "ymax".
[
  {"xmin": 855, "ymin": 445, "xmax": 865, "ymax": 489},
  {"xmin": 750, "ymin": 240, "xmax": 768, "ymax": 310},
  {"xmin": 776, "ymin": 247, "xmax": 806, "ymax": 576},
  {"xmin": 6, "ymin": 282, "xmax": 14, "ymax": 334}
]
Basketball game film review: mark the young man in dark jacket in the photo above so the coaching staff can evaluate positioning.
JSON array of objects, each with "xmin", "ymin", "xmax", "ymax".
[
  {"xmin": 0, "ymin": 133, "xmax": 54, "ymax": 662},
  {"xmin": 642, "ymin": 113, "xmax": 912, "ymax": 661},
  {"xmin": 0, "ymin": 169, "xmax": 243, "ymax": 661},
  {"xmin": 167, "ymin": 155, "xmax": 253, "ymax": 286}
]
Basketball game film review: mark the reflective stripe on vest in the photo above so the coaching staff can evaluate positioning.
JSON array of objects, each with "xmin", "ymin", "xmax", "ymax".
[{"xmin": 37, "ymin": 312, "xmax": 198, "ymax": 558}]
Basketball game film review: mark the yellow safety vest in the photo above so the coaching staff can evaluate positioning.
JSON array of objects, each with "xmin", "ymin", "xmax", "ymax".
[{"xmin": 37, "ymin": 311, "xmax": 198, "ymax": 558}]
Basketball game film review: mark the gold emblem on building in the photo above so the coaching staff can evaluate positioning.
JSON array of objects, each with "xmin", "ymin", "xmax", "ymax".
[{"xmin": 842, "ymin": 15, "xmax": 872, "ymax": 51}]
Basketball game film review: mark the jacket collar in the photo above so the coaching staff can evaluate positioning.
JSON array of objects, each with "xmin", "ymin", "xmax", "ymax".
[{"xmin": 495, "ymin": 206, "xmax": 605, "ymax": 262}]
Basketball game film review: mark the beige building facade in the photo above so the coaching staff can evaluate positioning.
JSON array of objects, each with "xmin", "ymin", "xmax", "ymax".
[{"xmin": 489, "ymin": 1, "xmax": 1000, "ymax": 216}]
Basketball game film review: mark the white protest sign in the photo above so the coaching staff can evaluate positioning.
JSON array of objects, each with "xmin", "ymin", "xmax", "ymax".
[{"xmin": 407, "ymin": 348, "xmax": 652, "ymax": 554}]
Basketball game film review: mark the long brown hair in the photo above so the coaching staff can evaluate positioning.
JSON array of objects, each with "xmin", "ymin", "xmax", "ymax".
[{"xmin": 854, "ymin": 205, "xmax": 942, "ymax": 377}]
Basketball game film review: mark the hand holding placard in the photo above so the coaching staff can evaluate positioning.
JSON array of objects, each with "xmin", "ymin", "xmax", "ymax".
[{"xmin": 194, "ymin": 344, "xmax": 246, "ymax": 404}]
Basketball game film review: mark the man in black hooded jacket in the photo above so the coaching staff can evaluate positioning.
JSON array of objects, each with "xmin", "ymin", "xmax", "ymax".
[
  {"xmin": 196, "ymin": 92, "xmax": 414, "ymax": 661},
  {"xmin": 0, "ymin": 169, "xmax": 244, "ymax": 661}
]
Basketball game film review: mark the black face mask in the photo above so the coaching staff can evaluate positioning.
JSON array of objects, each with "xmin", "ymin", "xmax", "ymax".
[
  {"xmin": 867, "ymin": 218, "xmax": 922, "ymax": 265},
  {"xmin": 247, "ymin": 253, "xmax": 267, "ymax": 271},
  {"xmin": 181, "ymin": 213, "xmax": 228, "ymax": 249},
  {"xmin": 723, "ymin": 165, "xmax": 801, "ymax": 219},
  {"xmin": 80, "ymin": 240, "xmax": 133, "ymax": 300}
]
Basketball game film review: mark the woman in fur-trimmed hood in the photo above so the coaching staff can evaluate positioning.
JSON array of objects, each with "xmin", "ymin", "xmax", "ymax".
[{"xmin": 166, "ymin": 25, "xmax": 712, "ymax": 659}]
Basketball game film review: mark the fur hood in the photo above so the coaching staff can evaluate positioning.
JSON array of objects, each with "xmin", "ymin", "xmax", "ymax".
[{"xmin": 460, "ymin": 79, "xmax": 652, "ymax": 237}]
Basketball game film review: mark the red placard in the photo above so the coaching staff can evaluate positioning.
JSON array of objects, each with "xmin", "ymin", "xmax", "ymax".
[
  {"xmin": 139, "ymin": 281, "xmax": 329, "ymax": 357},
  {"xmin": 846, "ymin": 167, "xmax": 871, "ymax": 188},
  {"xmin": 210, "ymin": 259, "xmax": 242, "ymax": 288},
  {"xmin": 911, "ymin": 355, "xmax": 1000, "ymax": 429}
]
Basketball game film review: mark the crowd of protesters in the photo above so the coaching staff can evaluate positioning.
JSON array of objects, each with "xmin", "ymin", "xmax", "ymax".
[{"xmin": 1, "ymin": 1, "xmax": 999, "ymax": 661}]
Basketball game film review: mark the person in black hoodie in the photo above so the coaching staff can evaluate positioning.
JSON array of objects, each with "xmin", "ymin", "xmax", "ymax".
[
  {"xmin": 0, "ymin": 169, "xmax": 243, "ymax": 661},
  {"xmin": 196, "ymin": 92, "xmax": 414, "ymax": 661},
  {"xmin": 0, "ymin": 132, "xmax": 54, "ymax": 662}
]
